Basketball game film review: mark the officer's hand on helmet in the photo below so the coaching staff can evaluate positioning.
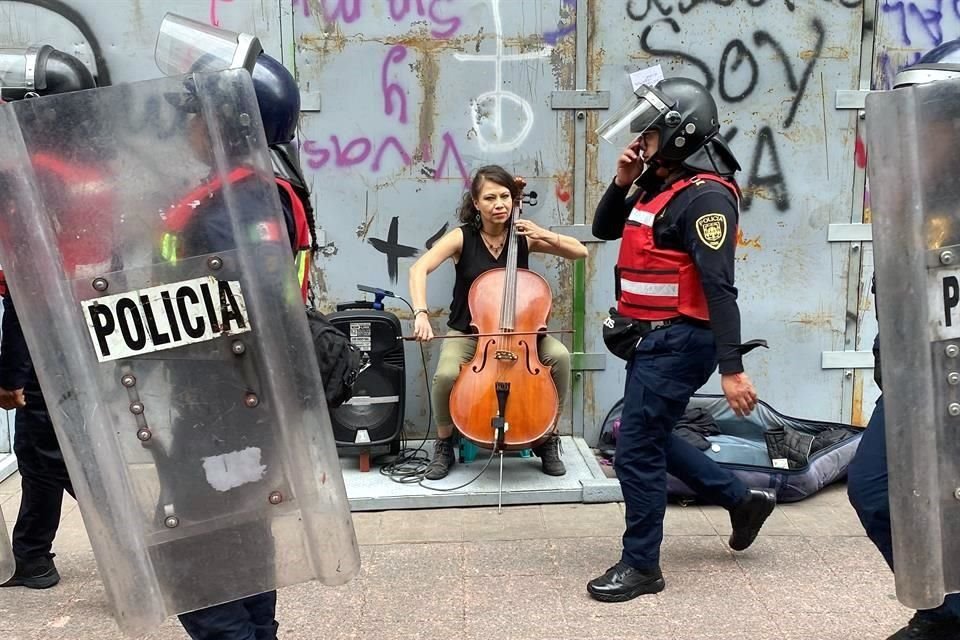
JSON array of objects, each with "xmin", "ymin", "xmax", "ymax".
[
  {"xmin": 721, "ymin": 373, "xmax": 757, "ymax": 417},
  {"xmin": 0, "ymin": 387, "xmax": 26, "ymax": 410},
  {"xmin": 615, "ymin": 138, "xmax": 645, "ymax": 188},
  {"xmin": 413, "ymin": 313, "xmax": 434, "ymax": 342}
]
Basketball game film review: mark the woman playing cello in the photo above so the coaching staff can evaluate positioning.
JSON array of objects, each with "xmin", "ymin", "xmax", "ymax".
[{"xmin": 408, "ymin": 165, "xmax": 588, "ymax": 480}]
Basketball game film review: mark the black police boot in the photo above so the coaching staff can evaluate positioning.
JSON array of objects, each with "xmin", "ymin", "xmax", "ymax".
[
  {"xmin": 0, "ymin": 556, "xmax": 61, "ymax": 589},
  {"xmin": 886, "ymin": 613, "xmax": 960, "ymax": 639},
  {"xmin": 586, "ymin": 562, "xmax": 665, "ymax": 602},
  {"xmin": 728, "ymin": 488, "xmax": 776, "ymax": 551},
  {"xmin": 533, "ymin": 434, "xmax": 566, "ymax": 476},
  {"xmin": 424, "ymin": 436, "xmax": 456, "ymax": 480}
]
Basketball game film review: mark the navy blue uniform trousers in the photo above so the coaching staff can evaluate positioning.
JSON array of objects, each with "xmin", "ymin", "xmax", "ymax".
[
  {"xmin": 178, "ymin": 592, "xmax": 279, "ymax": 640},
  {"xmin": 11, "ymin": 386, "xmax": 75, "ymax": 562},
  {"xmin": 615, "ymin": 322, "xmax": 749, "ymax": 570},
  {"xmin": 847, "ymin": 396, "xmax": 960, "ymax": 621}
]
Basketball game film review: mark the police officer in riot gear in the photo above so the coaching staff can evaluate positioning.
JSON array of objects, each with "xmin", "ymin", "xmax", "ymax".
[
  {"xmin": 848, "ymin": 40, "xmax": 960, "ymax": 640},
  {"xmin": 161, "ymin": 59, "xmax": 315, "ymax": 640},
  {"xmin": 587, "ymin": 77, "xmax": 775, "ymax": 602},
  {"xmin": 0, "ymin": 44, "xmax": 98, "ymax": 589}
]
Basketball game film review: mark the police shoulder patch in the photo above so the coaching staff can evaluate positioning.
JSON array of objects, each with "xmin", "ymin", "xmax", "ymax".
[{"xmin": 695, "ymin": 213, "xmax": 727, "ymax": 250}]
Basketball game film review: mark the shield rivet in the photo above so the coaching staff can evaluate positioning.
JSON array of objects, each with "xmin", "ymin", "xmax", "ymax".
[
  {"xmin": 239, "ymin": 113, "xmax": 251, "ymax": 126},
  {"xmin": 268, "ymin": 491, "xmax": 283, "ymax": 505},
  {"xmin": 941, "ymin": 250, "xmax": 956, "ymax": 265},
  {"xmin": 232, "ymin": 341, "xmax": 247, "ymax": 355},
  {"xmin": 947, "ymin": 344, "xmax": 960, "ymax": 358},
  {"xmin": 207, "ymin": 256, "xmax": 223, "ymax": 271},
  {"xmin": 121, "ymin": 374, "xmax": 137, "ymax": 388},
  {"xmin": 955, "ymin": 488, "xmax": 960, "ymax": 501},
  {"xmin": 949, "ymin": 373, "xmax": 960, "ymax": 386},
  {"xmin": 137, "ymin": 428, "xmax": 152, "ymax": 442},
  {"xmin": 92, "ymin": 277, "xmax": 109, "ymax": 292},
  {"xmin": 949, "ymin": 403, "xmax": 960, "ymax": 417},
  {"xmin": 245, "ymin": 393, "xmax": 260, "ymax": 408},
  {"xmin": 130, "ymin": 402, "xmax": 145, "ymax": 415},
  {"xmin": 164, "ymin": 516, "xmax": 180, "ymax": 529}
]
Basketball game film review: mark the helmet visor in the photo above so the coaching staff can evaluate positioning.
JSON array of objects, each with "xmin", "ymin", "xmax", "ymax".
[
  {"xmin": 596, "ymin": 84, "xmax": 673, "ymax": 148},
  {"xmin": 155, "ymin": 13, "xmax": 262, "ymax": 77}
]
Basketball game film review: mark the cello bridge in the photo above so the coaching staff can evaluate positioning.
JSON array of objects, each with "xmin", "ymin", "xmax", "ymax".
[{"xmin": 494, "ymin": 350, "xmax": 518, "ymax": 361}]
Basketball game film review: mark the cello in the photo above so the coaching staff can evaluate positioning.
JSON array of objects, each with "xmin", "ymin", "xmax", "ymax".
[{"xmin": 448, "ymin": 187, "xmax": 559, "ymax": 495}]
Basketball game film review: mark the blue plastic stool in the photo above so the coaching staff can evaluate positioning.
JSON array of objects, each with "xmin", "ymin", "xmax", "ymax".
[{"xmin": 459, "ymin": 439, "xmax": 533, "ymax": 463}]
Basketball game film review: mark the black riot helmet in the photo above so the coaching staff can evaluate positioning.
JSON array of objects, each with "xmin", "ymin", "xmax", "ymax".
[
  {"xmin": 155, "ymin": 13, "xmax": 299, "ymax": 146},
  {"xmin": 630, "ymin": 77, "xmax": 740, "ymax": 176},
  {"xmin": 249, "ymin": 53, "xmax": 300, "ymax": 145},
  {"xmin": 630, "ymin": 78, "xmax": 719, "ymax": 161},
  {"xmin": 894, "ymin": 37, "xmax": 960, "ymax": 88},
  {"xmin": 0, "ymin": 45, "xmax": 95, "ymax": 101}
]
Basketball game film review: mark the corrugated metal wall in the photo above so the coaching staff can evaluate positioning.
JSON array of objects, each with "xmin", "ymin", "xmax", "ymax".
[{"xmin": 1, "ymin": 0, "xmax": 955, "ymax": 443}]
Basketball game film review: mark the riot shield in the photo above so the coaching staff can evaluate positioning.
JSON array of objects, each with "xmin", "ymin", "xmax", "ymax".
[
  {"xmin": 866, "ymin": 77, "xmax": 960, "ymax": 610},
  {"xmin": 0, "ymin": 69, "xmax": 359, "ymax": 637},
  {"xmin": 0, "ymin": 506, "xmax": 13, "ymax": 585}
]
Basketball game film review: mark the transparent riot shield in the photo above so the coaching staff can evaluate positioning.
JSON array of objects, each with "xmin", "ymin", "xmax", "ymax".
[
  {"xmin": 0, "ymin": 69, "xmax": 359, "ymax": 637},
  {"xmin": 0, "ymin": 506, "xmax": 13, "ymax": 585},
  {"xmin": 866, "ymin": 77, "xmax": 960, "ymax": 611}
]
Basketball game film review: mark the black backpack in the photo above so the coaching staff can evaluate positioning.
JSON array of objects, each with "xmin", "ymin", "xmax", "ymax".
[{"xmin": 305, "ymin": 308, "xmax": 364, "ymax": 408}]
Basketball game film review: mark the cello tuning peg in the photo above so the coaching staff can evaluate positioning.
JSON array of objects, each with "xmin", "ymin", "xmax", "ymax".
[{"xmin": 522, "ymin": 190, "xmax": 538, "ymax": 206}]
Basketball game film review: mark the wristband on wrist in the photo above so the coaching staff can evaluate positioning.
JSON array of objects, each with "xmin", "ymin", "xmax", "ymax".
[{"xmin": 414, "ymin": 308, "xmax": 429, "ymax": 317}]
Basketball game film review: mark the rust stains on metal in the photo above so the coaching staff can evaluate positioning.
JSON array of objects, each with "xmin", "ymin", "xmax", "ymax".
[
  {"xmin": 787, "ymin": 310, "xmax": 836, "ymax": 330},
  {"xmin": 411, "ymin": 42, "xmax": 440, "ymax": 163},
  {"xmin": 298, "ymin": 23, "xmax": 349, "ymax": 62},
  {"xmin": 801, "ymin": 46, "xmax": 848, "ymax": 61},
  {"xmin": 851, "ymin": 375, "xmax": 867, "ymax": 427},
  {"xmin": 736, "ymin": 229, "xmax": 762, "ymax": 249},
  {"xmin": 356, "ymin": 218, "xmax": 374, "ymax": 239},
  {"xmin": 740, "ymin": 185, "xmax": 778, "ymax": 202}
]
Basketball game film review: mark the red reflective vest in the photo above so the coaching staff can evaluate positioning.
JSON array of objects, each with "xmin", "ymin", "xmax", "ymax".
[
  {"xmin": 1, "ymin": 153, "xmax": 114, "ymax": 295},
  {"xmin": 162, "ymin": 167, "xmax": 313, "ymax": 303},
  {"xmin": 616, "ymin": 173, "xmax": 739, "ymax": 322}
]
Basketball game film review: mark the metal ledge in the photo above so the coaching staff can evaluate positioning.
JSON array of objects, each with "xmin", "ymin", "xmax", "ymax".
[
  {"xmin": 821, "ymin": 351, "xmax": 875, "ymax": 369},
  {"xmin": 340, "ymin": 436, "xmax": 618, "ymax": 511}
]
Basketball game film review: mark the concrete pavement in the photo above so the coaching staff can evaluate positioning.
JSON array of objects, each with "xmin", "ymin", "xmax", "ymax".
[{"xmin": 0, "ymin": 473, "xmax": 910, "ymax": 639}]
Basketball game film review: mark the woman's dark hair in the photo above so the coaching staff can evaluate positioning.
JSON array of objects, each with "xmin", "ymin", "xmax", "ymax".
[{"xmin": 456, "ymin": 164, "xmax": 520, "ymax": 225}]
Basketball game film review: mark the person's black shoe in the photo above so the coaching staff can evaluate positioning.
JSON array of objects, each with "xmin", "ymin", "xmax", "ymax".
[
  {"xmin": 424, "ymin": 436, "xmax": 456, "ymax": 480},
  {"xmin": 887, "ymin": 612, "xmax": 960, "ymax": 639},
  {"xmin": 728, "ymin": 488, "xmax": 776, "ymax": 551},
  {"xmin": 0, "ymin": 556, "xmax": 60, "ymax": 589},
  {"xmin": 586, "ymin": 562, "xmax": 665, "ymax": 602},
  {"xmin": 533, "ymin": 434, "xmax": 566, "ymax": 476}
]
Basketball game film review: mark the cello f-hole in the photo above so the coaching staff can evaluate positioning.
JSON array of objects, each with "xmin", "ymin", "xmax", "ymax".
[
  {"xmin": 472, "ymin": 338, "xmax": 495, "ymax": 373},
  {"xmin": 519, "ymin": 340, "xmax": 541, "ymax": 375}
]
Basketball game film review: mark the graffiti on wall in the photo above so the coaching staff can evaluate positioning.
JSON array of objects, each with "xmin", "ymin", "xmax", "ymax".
[
  {"xmin": 296, "ymin": 0, "xmax": 575, "ymax": 282},
  {"xmin": 626, "ymin": 1, "xmax": 863, "ymax": 212}
]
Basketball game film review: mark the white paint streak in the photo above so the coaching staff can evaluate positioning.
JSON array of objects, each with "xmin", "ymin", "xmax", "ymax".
[{"xmin": 453, "ymin": 0, "xmax": 551, "ymax": 152}]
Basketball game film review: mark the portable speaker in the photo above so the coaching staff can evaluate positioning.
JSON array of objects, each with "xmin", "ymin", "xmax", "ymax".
[{"xmin": 326, "ymin": 303, "xmax": 405, "ymax": 449}]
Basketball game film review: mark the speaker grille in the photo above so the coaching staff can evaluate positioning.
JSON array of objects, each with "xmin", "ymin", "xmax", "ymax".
[{"xmin": 326, "ymin": 307, "xmax": 405, "ymax": 447}]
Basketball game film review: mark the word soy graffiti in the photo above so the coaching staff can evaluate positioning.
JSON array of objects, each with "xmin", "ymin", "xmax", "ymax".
[
  {"xmin": 626, "ymin": 0, "xmax": 861, "ymax": 20},
  {"xmin": 291, "ymin": 0, "xmax": 463, "ymax": 38}
]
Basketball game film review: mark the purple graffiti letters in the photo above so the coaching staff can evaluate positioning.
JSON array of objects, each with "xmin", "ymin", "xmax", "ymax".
[
  {"xmin": 302, "ymin": 133, "xmax": 466, "ymax": 185},
  {"xmin": 435, "ymin": 132, "xmax": 470, "ymax": 188},
  {"xmin": 880, "ymin": 0, "xmax": 957, "ymax": 47},
  {"xmin": 388, "ymin": 0, "xmax": 462, "ymax": 38},
  {"xmin": 382, "ymin": 45, "xmax": 409, "ymax": 123},
  {"xmin": 292, "ymin": 0, "xmax": 361, "ymax": 22},
  {"xmin": 210, "ymin": 0, "xmax": 234, "ymax": 27},
  {"xmin": 544, "ymin": 0, "xmax": 577, "ymax": 45}
]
